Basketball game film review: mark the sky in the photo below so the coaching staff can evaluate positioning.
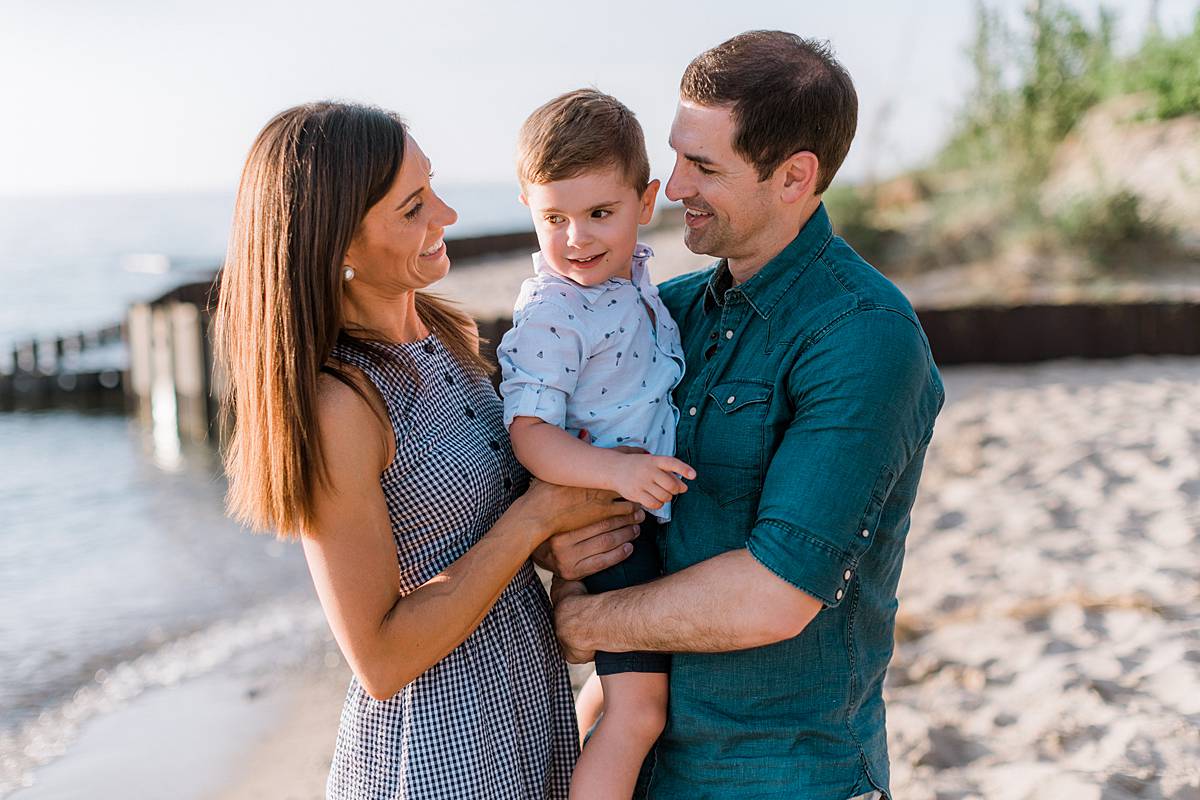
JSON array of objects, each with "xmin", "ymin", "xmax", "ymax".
[{"xmin": 1, "ymin": 0, "xmax": 1194, "ymax": 196}]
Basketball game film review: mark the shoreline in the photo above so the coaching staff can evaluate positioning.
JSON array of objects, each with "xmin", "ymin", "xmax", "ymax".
[{"xmin": 6, "ymin": 356, "xmax": 1196, "ymax": 799}]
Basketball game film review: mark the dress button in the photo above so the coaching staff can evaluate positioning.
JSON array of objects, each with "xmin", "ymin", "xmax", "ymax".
[
  {"xmin": 725, "ymin": 330, "xmax": 734, "ymax": 339},
  {"xmin": 726, "ymin": 396, "xmax": 735, "ymax": 404},
  {"xmin": 444, "ymin": 372, "xmax": 454, "ymax": 385},
  {"xmin": 464, "ymin": 407, "xmax": 476, "ymax": 419},
  {"xmin": 688, "ymin": 407, "xmax": 697, "ymax": 416},
  {"xmin": 861, "ymin": 529, "xmax": 870, "ymax": 538},
  {"xmin": 844, "ymin": 569, "xmax": 852, "ymax": 581},
  {"xmin": 423, "ymin": 342, "xmax": 436, "ymax": 354},
  {"xmin": 488, "ymin": 440, "xmax": 501, "ymax": 451},
  {"xmin": 503, "ymin": 477, "xmax": 513, "ymax": 489},
  {"xmin": 835, "ymin": 589, "xmax": 844, "ymax": 601}
]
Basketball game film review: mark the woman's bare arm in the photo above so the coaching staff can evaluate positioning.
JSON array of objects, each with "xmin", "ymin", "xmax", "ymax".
[{"xmin": 301, "ymin": 376, "xmax": 636, "ymax": 700}]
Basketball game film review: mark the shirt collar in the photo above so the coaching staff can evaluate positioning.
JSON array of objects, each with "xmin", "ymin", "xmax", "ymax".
[
  {"xmin": 531, "ymin": 242, "xmax": 656, "ymax": 304},
  {"xmin": 703, "ymin": 203, "xmax": 834, "ymax": 318}
]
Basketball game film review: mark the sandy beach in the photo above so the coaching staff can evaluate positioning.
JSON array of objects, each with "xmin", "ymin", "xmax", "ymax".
[
  {"xmin": 197, "ymin": 354, "xmax": 1198, "ymax": 800},
  {"xmin": 8, "ymin": 227, "xmax": 1194, "ymax": 799},
  {"xmin": 886, "ymin": 357, "xmax": 1200, "ymax": 799}
]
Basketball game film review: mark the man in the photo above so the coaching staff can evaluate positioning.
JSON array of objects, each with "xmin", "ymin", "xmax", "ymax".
[{"xmin": 536, "ymin": 31, "xmax": 943, "ymax": 800}]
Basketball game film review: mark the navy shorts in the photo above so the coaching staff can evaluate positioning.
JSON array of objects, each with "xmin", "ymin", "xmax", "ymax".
[{"xmin": 581, "ymin": 516, "xmax": 671, "ymax": 675}]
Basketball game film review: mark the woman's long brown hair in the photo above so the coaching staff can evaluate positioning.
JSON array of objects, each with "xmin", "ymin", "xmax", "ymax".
[{"xmin": 214, "ymin": 102, "xmax": 488, "ymax": 538}]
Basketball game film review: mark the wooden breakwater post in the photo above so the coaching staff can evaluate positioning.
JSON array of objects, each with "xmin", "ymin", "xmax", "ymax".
[
  {"xmin": 126, "ymin": 278, "xmax": 221, "ymax": 451},
  {"xmin": 0, "ymin": 324, "xmax": 126, "ymax": 412},
  {"xmin": 916, "ymin": 301, "xmax": 1200, "ymax": 365}
]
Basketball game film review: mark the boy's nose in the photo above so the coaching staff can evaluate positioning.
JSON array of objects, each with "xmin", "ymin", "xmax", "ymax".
[{"xmin": 566, "ymin": 222, "xmax": 592, "ymax": 247}]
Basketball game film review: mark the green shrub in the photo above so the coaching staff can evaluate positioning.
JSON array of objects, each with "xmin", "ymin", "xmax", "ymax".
[
  {"xmin": 1121, "ymin": 11, "xmax": 1200, "ymax": 119},
  {"xmin": 1053, "ymin": 190, "xmax": 1175, "ymax": 266}
]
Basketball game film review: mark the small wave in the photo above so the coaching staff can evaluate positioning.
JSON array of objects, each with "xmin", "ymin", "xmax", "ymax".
[{"xmin": 0, "ymin": 598, "xmax": 327, "ymax": 796}]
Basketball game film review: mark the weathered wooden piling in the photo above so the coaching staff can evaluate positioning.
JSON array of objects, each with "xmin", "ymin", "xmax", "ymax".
[
  {"xmin": 124, "ymin": 278, "xmax": 221, "ymax": 446},
  {"xmin": 0, "ymin": 323, "xmax": 127, "ymax": 411}
]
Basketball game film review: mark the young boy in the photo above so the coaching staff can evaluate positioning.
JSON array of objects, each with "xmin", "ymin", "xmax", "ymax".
[{"xmin": 498, "ymin": 89, "xmax": 693, "ymax": 799}]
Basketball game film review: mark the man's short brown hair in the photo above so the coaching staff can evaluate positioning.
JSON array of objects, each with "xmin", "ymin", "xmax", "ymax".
[
  {"xmin": 517, "ymin": 88, "xmax": 650, "ymax": 192},
  {"xmin": 681, "ymin": 30, "xmax": 858, "ymax": 194}
]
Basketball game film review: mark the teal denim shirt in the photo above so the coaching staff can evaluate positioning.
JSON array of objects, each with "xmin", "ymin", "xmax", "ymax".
[{"xmin": 648, "ymin": 204, "xmax": 944, "ymax": 799}]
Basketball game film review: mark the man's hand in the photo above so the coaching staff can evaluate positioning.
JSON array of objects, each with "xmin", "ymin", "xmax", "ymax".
[
  {"xmin": 551, "ymin": 577, "xmax": 595, "ymax": 663},
  {"xmin": 533, "ymin": 507, "xmax": 645, "ymax": 580}
]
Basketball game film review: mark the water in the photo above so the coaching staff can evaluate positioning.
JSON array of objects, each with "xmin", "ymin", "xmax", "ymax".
[
  {"xmin": 0, "ymin": 184, "xmax": 531, "ymax": 352},
  {"xmin": 0, "ymin": 186, "xmax": 533, "ymax": 793}
]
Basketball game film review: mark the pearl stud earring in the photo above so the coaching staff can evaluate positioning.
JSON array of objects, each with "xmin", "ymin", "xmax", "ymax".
[{"xmin": 343, "ymin": 266, "xmax": 356, "ymax": 282}]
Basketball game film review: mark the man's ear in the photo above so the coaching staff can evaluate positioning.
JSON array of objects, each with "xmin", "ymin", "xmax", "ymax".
[
  {"xmin": 638, "ymin": 179, "xmax": 661, "ymax": 225},
  {"xmin": 779, "ymin": 151, "xmax": 820, "ymax": 204}
]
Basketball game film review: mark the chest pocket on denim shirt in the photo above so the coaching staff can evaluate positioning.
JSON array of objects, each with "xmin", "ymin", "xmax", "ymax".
[{"xmin": 693, "ymin": 380, "xmax": 772, "ymax": 506}]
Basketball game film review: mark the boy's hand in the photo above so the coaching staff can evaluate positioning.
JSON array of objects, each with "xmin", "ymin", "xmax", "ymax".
[{"xmin": 608, "ymin": 453, "xmax": 696, "ymax": 510}]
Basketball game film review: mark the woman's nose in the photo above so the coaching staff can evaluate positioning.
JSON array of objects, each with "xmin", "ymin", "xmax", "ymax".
[{"xmin": 433, "ymin": 191, "xmax": 458, "ymax": 227}]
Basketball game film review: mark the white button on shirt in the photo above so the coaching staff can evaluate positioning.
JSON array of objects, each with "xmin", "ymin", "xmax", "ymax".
[{"xmin": 497, "ymin": 244, "xmax": 686, "ymax": 519}]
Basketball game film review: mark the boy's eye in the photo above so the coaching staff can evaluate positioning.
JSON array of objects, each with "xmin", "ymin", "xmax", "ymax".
[
  {"xmin": 545, "ymin": 214, "xmax": 565, "ymax": 224},
  {"xmin": 404, "ymin": 202, "xmax": 424, "ymax": 220},
  {"xmin": 591, "ymin": 209, "xmax": 612, "ymax": 219}
]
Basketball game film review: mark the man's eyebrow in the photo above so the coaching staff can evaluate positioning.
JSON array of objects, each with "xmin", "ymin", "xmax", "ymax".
[
  {"xmin": 669, "ymin": 136, "xmax": 718, "ymax": 167},
  {"xmin": 684, "ymin": 153, "xmax": 717, "ymax": 167}
]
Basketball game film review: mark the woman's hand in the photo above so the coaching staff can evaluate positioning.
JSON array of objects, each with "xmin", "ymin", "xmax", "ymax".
[
  {"xmin": 516, "ymin": 478, "xmax": 638, "ymax": 547},
  {"xmin": 533, "ymin": 507, "xmax": 646, "ymax": 581}
]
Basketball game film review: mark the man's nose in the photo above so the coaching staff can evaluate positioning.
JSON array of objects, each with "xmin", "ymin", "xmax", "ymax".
[{"xmin": 665, "ymin": 165, "xmax": 688, "ymax": 202}]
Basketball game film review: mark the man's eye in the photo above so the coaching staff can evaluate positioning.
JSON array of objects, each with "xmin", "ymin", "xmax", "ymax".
[
  {"xmin": 697, "ymin": 165, "xmax": 716, "ymax": 176},
  {"xmin": 405, "ymin": 202, "xmax": 424, "ymax": 220}
]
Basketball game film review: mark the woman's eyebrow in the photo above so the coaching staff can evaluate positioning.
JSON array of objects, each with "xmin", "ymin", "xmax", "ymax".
[{"xmin": 394, "ymin": 187, "xmax": 423, "ymax": 211}]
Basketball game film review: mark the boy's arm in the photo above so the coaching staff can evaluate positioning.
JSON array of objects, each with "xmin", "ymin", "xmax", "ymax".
[
  {"xmin": 551, "ymin": 309, "xmax": 939, "ymax": 658},
  {"xmin": 509, "ymin": 416, "xmax": 693, "ymax": 511}
]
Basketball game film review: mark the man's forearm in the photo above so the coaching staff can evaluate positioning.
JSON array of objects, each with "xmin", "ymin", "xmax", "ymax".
[{"xmin": 557, "ymin": 549, "xmax": 822, "ymax": 654}]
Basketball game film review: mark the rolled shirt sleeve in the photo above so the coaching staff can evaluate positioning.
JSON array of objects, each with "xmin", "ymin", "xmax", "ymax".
[
  {"xmin": 746, "ymin": 308, "xmax": 938, "ymax": 607},
  {"xmin": 497, "ymin": 299, "xmax": 589, "ymax": 428}
]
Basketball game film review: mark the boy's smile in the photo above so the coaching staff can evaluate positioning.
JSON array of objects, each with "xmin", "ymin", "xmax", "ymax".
[{"xmin": 522, "ymin": 167, "xmax": 660, "ymax": 287}]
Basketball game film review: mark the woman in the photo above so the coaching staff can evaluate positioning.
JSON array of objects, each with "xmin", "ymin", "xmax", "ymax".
[{"xmin": 213, "ymin": 102, "xmax": 640, "ymax": 799}]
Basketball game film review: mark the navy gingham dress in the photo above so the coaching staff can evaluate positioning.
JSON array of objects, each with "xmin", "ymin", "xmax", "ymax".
[{"xmin": 326, "ymin": 333, "xmax": 578, "ymax": 800}]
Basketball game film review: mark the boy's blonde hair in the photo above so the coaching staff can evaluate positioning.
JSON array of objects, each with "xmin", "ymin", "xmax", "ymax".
[{"xmin": 516, "ymin": 88, "xmax": 650, "ymax": 192}]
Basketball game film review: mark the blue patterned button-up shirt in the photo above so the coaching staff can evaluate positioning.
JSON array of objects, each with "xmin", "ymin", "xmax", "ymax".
[{"xmin": 497, "ymin": 244, "xmax": 686, "ymax": 519}]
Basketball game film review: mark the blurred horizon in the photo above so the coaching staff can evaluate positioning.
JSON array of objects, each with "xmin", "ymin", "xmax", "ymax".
[{"xmin": 4, "ymin": 0, "xmax": 1197, "ymax": 198}]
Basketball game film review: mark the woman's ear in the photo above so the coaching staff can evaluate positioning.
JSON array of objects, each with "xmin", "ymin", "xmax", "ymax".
[{"xmin": 638, "ymin": 179, "xmax": 661, "ymax": 225}]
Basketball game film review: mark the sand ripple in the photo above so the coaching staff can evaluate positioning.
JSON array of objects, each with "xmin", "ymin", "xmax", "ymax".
[{"xmin": 890, "ymin": 357, "xmax": 1200, "ymax": 800}]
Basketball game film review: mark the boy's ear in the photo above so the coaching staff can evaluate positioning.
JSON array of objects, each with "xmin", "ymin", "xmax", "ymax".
[
  {"xmin": 518, "ymin": 192, "xmax": 529, "ymax": 208},
  {"xmin": 638, "ymin": 179, "xmax": 661, "ymax": 225}
]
